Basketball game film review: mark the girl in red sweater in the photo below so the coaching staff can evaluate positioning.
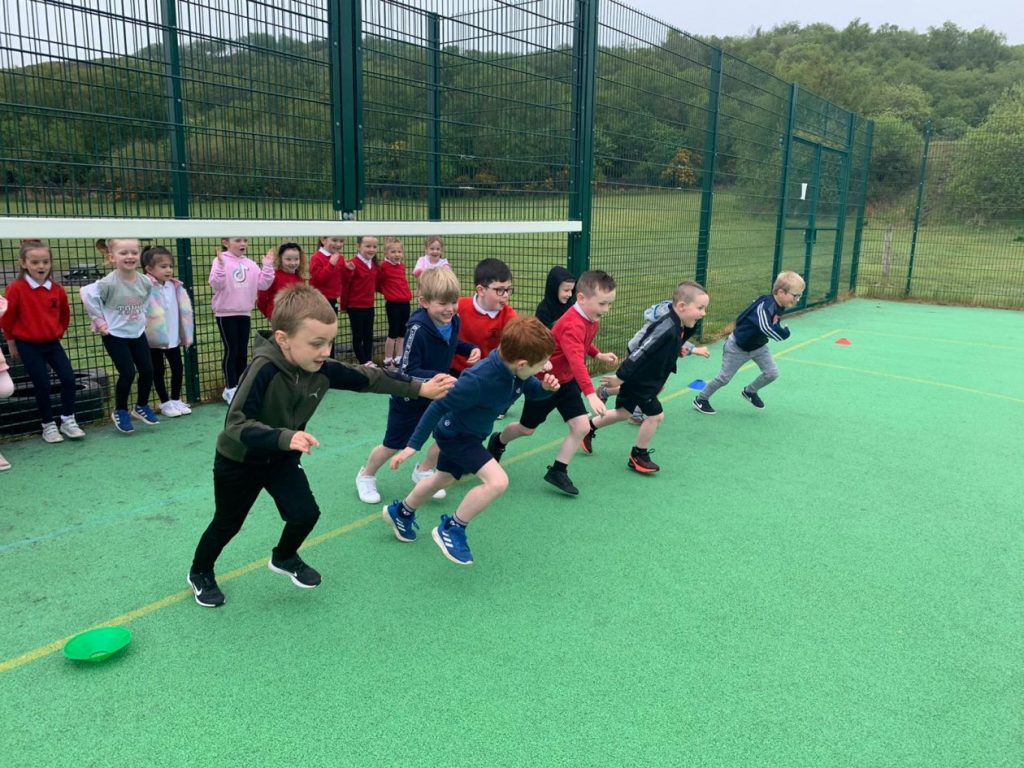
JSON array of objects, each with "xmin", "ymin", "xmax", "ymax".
[
  {"xmin": 256, "ymin": 242, "xmax": 306, "ymax": 320},
  {"xmin": 376, "ymin": 237, "xmax": 413, "ymax": 369},
  {"xmin": 0, "ymin": 240, "xmax": 86, "ymax": 444},
  {"xmin": 347, "ymin": 235, "xmax": 379, "ymax": 365}
]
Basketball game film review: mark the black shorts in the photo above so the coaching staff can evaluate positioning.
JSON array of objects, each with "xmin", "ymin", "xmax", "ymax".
[
  {"xmin": 385, "ymin": 301, "xmax": 411, "ymax": 339},
  {"xmin": 382, "ymin": 399, "xmax": 429, "ymax": 449},
  {"xmin": 614, "ymin": 388, "xmax": 664, "ymax": 417},
  {"xmin": 519, "ymin": 379, "xmax": 588, "ymax": 429},
  {"xmin": 435, "ymin": 434, "xmax": 495, "ymax": 480}
]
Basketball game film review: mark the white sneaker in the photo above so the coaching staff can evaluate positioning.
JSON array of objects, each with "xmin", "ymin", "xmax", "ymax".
[
  {"xmin": 0, "ymin": 452, "xmax": 10, "ymax": 471},
  {"xmin": 355, "ymin": 468, "xmax": 381, "ymax": 504},
  {"xmin": 41, "ymin": 421, "xmax": 64, "ymax": 443},
  {"xmin": 222, "ymin": 387, "xmax": 236, "ymax": 404},
  {"xmin": 173, "ymin": 399, "xmax": 192, "ymax": 415},
  {"xmin": 411, "ymin": 463, "xmax": 446, "ymax": 500},
  {"xmin": 159, "ymin": 401, "xmax": 182, "ymax": 417},
  {"xmin": 59, "ymin": 416, "xmax": 86, "ymax": 439}
]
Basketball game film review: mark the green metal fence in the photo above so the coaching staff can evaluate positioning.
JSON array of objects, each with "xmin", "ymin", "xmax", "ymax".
[{"xmin": 10, "ymin": 0, "xmax": 1002, "ymax": 436}]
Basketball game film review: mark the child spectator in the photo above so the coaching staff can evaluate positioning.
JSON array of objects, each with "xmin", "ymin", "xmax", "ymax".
[
  {"xmin": 0, "ymin": 296, "xmax": 17, "ymax": 468},
  {"xmin": 583, "ymin": 281, "xmax": 710, "ymax": 473},
  {"xmin": 693, "ymin": 271, "xmax": 805, "ymax": 414},
  {"xmin": 309, "ymin": 235, "xmax": 347, "ymax": 358},
  {"xmin": 487, "ymin": 270, "xmax": 617, "ymax": 496},
  {"xmin": 376, "ymin": 237, "xmax": 413, "ymax": 369},
  {"xmin": 535, "ymin": 265, "xmax": 576, "ymax": 329},
  {"xmin": 209, "ymin": 237, "xmax": 275, "ymax": 404},
  {"xmin": 412, "ymin": 236, "xmax": 450, "ymax": 277},
  {"xmin": 186, "ymin": 284, "xmax": 454, "ymax": 607},
  {"xmin": 1, "ymin": 240, "xmax": 86, "ymax": 443},
  {"xmin": 80, "ymin": 238, "xmax": 159, "ymax": 433},
  {"xmin": 385, "ymin": 316, "xmax": 558, "ymax": 565},
  {"xmin": 256, "ymin": 242, "xmax": 306, "ymax": 320},
  {"xmin": 356, "ymin": 268, "xmax": 480, "ymax": 504},
  {"xmin": 142, "ymin": 245, "xmax": 195, "ymax": 418},
  {"xmin": 346, "ymin": 236, "xmax": 379, "ymax": 365}
]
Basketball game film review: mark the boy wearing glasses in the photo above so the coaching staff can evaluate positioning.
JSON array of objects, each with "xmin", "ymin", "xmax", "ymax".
[
  {"xmin": 693, "ymin": 271, "xmax": 805, "ymax": 415},
  {"xmin": 450, "ymin": 258, "xmax": 517, "ymax": 377}
]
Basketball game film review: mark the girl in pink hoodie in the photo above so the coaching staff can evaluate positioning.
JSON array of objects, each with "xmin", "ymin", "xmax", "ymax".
[{"xmin": 209, "ymin": 237, "xmax": 274, "ymax": 404}]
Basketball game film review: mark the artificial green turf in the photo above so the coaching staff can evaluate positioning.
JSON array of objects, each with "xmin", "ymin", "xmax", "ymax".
[{"xmin": 1, "ymin": 299, "xmax": 1021, "ymax": 767}]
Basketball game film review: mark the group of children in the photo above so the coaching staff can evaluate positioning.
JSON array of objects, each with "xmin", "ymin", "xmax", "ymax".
[{"xmin": 183, "ymin": 252, "xmax": 807, "ymax": 607}]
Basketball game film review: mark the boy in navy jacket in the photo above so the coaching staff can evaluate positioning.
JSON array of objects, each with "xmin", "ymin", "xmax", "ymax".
[
  {"xmin": 694, "ymin": 270, "xmax": 804, "ymax": 415},
  {"xmin": 583, "ymin": 281, "xmax": 710, "ymax": 473},
  {"xmin": 385, "ymin": 316, "xmax": 559, "ymax": 565},
  {"xmin": 356, "ymin": 269, "xmax": 480, "ymax": 503}
]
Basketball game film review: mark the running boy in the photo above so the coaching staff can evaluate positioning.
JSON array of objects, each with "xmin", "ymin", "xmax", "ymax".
[
  {"xmin": 449, "ymin": 257, "xmax": 516, "ymax": 376},
  {"xmin": 355, "ymin": 268, "xmax": 480, "ymax": 504},
  {"xmin": 693, "ymin": 270, "xmax": 804, "ymax": 414},
  {"xmin": 386, "ymin": 316, "xmax": 558, "ymax": 565},
  {"xmin": 583, "ymin": 281, "xmax": 710, "ymax": 473},
  {"xmin": 187, "ymin": 284, "xmax": 454, "ymax": 607},
  {"xmin": 487, "ymin": 270, "xmax": 618, "ymax": 496}
]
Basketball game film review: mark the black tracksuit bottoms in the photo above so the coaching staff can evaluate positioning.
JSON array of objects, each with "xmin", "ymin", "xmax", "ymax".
[{"xmin": 191, "ymin": 452, "xmax": 321, "ymax": 573}]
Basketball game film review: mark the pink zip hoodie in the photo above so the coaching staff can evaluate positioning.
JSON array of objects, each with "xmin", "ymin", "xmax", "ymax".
[{"xmin": 209, "ymin": 251, "xmax": 275, "ymax": 317}]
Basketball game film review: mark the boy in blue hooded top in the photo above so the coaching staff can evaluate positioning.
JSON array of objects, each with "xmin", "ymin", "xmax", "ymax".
[
  {"xmin": 356, "ymin": 269, "xmax": 480, "ymax": 504},
  {"xmin": 385, "ymin": 316, "xmax": 559, "ymax": 565}
]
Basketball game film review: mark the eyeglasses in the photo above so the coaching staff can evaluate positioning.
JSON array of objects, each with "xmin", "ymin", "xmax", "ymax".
[
  {"xmin": 489, "ymin": 286, "xmax": 513, "ymax": 296},
  {"xmin": 786, "ymin": 290, "xmax": 803, "ymax": 300}
]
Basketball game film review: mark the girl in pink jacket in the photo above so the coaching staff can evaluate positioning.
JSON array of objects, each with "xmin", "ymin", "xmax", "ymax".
[{"xmin": 209, "ymin": 237, "xmax": 274, "ymax": 404}]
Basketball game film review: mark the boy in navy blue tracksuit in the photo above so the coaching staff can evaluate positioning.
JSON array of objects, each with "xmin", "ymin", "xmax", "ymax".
[
  {"xmin": 356, "ymin": 269, "xmax": 480, "ymax": 504},
  {"xmin": 385, "ymin": 316, "xmax": 559, "ymax": 565},
  {"xmin": 694, "ymin": 270, "xmax": 805, "ymax": 415},
  {"xmin": 583, "ymin": 281, "xmax": 710, "ymax": 474}
]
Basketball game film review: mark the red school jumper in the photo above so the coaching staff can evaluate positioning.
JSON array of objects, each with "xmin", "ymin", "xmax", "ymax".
[
  {"xmin": 256, "ymin": 270, "xmax": 304, "ymax": 319},
  {"xmin": 450, "ymin": 296, "xmax": 517, "ymax": 374}
]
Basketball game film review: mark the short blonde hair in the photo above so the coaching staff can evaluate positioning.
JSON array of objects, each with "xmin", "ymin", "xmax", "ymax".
[
  {"xmin": 773, "ymin": 271, "xmax": 805, "ymax": 294},
  {"xmin": 418, "ymin": 267, "xmax": 461, "ymax": 304},
  {"xmin": 673, "ymin": 280, "xmax": 708, "ymax": 304},
  {"xmin": 271, "ymin": 284, "xmax": 338, "ymax": 334}
]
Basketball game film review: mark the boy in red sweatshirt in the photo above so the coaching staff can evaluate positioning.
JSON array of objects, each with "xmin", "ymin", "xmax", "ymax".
[{"xmin": 487, "ymin": 270, "xmax": 617, "ymax": 496}]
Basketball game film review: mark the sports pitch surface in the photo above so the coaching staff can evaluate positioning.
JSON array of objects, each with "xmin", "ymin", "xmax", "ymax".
[{"xmin": 1, "ymin": 298, "xmax": 1021, "ymax": 767}]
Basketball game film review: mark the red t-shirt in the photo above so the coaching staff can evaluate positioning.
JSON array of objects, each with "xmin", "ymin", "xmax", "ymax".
[
  {"xmin": 256, "ymin": 270, "xmax": 304, "ymax": 319},
  {"xmin": 2, "ymin": 277, "xmax": 71, "ymax": 343},
  {"xmin": 451, "ymin": 296, "xmax": 517, "ymax": 373},
  {"xmin": 376, "ymin": 260, "xmax": 413, "ymax": 303}
]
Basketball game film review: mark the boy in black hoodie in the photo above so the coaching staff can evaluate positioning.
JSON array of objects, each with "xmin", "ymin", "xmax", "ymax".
[
  {"xmin": 582, "ymin": 281, "xmax": 709, "ymax": 474},
  {"xmin": 355, "ymin": 268, "xmax": 479, "ymax": 504},
  {"xmin": 535, "ymin": 265, "xmax": 576, "ymax": 329},
  {"xmin": 187, "ymin": 284, "xmax": 454, "ymax": 607}
]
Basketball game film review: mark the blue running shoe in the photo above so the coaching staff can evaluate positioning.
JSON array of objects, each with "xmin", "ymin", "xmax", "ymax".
[
  {"xmin": 132, "ymin": 404, "xmax": 160, "ymax": 425},
  {"xmin": 432, "ymin": 515, "xmax": 473, "ymax": 565},
  {"xmin": 111, "ymin": 409, "xmax": 134, "ymax": 433},
  {"xmin": 382, "ymin": 500, "xmax": 418, "ymax": 542}
]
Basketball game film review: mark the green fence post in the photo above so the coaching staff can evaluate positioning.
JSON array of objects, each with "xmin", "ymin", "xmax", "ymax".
[
  {"xmin": 772, "ymin": 83, "xmax": 798, "ymax": 279},
  {"xmin": 160, "ymin": 0, "xmax": 199, "ymax": 401},
  {"xmin": 905, "ymin": 120, "xmax": 932, "ymax": 296},
  {"xmin": 566, "ymin": 0, "xmax": 598, "ymax": 276},
  {"xmin": 695, "ymin": 47, "xmax": 722, "ymax": 291},
  {"xmin": 829, "ymin": 112, "xmax": 856, "ymax": 300},
  {"xmin": 427, "ymin": 13, "xmax": 442, "ymax": 221},
  {"xmin": 849, "ymin": 119, "xmax": 873, "ymax": 293},
  {"xmin": 330, "ymin": 0, "xmax": 364, "ymax": 215}
]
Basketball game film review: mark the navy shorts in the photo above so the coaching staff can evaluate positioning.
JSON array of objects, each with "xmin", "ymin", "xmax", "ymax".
[
  {"xmin": 382, "ymin": 399, "xmax": 429, "ymax": 449},
  {"xmin": 519, "ymin": 379, "xmax": 587, "ymax": 429},
  {"xmin": 435, "ymin": 434, "xmax": 495, "ymax": 480},
  {"xmin": 614, "ymin": 388, "xmax": 663, "ymax": 417}
]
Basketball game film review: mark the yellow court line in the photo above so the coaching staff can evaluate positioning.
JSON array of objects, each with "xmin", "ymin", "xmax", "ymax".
[
  {"xmin": 851, "ymin": 329, "xmax": 1020, "ymax": 352},
  {"xmin": 783, "ymin": 357, "xmax": 1024, "ymax": 405},
  {"xmin": 0, "ymin": 436, "xmax": 566, "ymax": 675}
]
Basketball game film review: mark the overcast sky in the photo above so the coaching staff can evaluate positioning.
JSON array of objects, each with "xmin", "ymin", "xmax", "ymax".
[{"xmin": 620, "ymin": 0, "xmax": 1024, "ymax": 45}]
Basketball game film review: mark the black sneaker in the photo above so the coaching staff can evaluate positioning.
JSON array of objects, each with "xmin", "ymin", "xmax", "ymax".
[
  {"xmin": 486, "ymin": 432, "xmax": 506, "ymax": 462},
  {"xmin": 742, "ymin": 389, "xmax": 765, "ymax": 409},
  {"xmin": 543, "ymin": 466, "xmax": 579, "ymax": 496},
  {"xmin": 188, "ymin": 570, "xmax": 225, "ymax": 608},
  {"xmin": 581, "ymin": 427, "xmax": 596, "ymax": 455},
  {"xmin": 268, "ymin": 554, "xmax": 322, "ymax": 589},
  {"xmin": 693, "ymin": 396, "xmax": 716, "ymax": 415},
  {"xmin": 628, "ymin": 448, "xmax": 660, "ymax": 474}
]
